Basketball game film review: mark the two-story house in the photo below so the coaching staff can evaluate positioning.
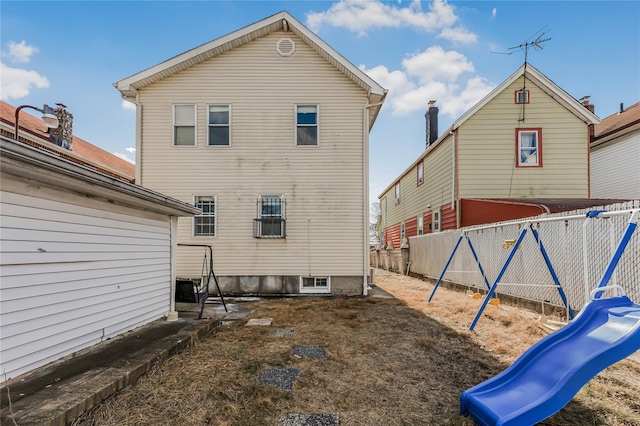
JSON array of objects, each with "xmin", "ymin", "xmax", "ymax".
[
  {"xmin": 115, "ymin": 11, "xmax": 386, "ymax": 296},
  {"xmin": 378, "ymin": 63, "xmax": 603, "ymax": 249},
  {"xmin": 590, "ymin": 102, "xmax": 640, "ymax": 199}
]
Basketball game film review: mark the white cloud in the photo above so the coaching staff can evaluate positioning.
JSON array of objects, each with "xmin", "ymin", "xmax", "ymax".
[
  {"xmin": 121, "ymin": 99, "xmax": 136, "ymax": 111},
  {"xmin": 492, "ymin": 8, "xmax": 497, "ymax": 18},
  {"xmin": 4, "ymin": 40, "xmax": 38, "ymax": 63},
  {"xmin": 306, "ymin": 0, "xmax": 475, "ymax": 43},
  {"xmin": 125, "ymin": 147, "xmax": 135, "ymax": 154},
  {"xmin": 437, "ymin": 26, "xmax": 477, "ymax": 45},
  {"xmin": 0, "ymin": 62, "xmax": 49, "ymax": 100},
  {"xmin": 402, "ymin": 46, "xmax": 474, "ymax": 83},
  {"xmin": 113, "ymin": 151, "xmax": 135, "ymax": 164},
  {"xmin": 360, "ymin": 46, "xmax": 495, "ymax": 118}
]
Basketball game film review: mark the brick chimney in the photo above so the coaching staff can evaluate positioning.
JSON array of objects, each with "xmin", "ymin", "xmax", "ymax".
[
  {"xmin": 50, "ymin": 103, "xmax": 73, "ymax": 150},
  {"xmin": 425, "ymin": 100, "xmax": 438, "ymax": 148},
  {"xmin": 580, "ymin": 96, "xmax": 595, "ymax": 141}
]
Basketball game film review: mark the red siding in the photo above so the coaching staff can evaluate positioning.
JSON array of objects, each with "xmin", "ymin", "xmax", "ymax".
[
  {"xmin": 441, "ymin": 203, "xmax": 457, "ymax": 231},
  {"xmin": 405, "ymin": 217, "xmax": 418, "ymax": 239},
  {"xmin": 460, "ymin": 199, "xmax": 546, "ymax": 227},
  {"xmin": 384, "ymin": 223, "xmax": 402, "ymax": 249}
]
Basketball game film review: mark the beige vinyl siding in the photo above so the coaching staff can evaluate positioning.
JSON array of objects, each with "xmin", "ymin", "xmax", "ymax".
[
  {"xmin": 138, "ymin": 31, "xmax": 367, "ymax": 277},
  {"xmin": 458, "ymin": 78, "xmax": 589, "ymax": 198},
  {"xmin": 380, "ymin": 136, "xmax": 454, "ymax": 227}
]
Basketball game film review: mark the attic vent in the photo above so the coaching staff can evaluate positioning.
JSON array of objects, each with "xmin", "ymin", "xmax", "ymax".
[{"xmin": 277, "ymin": 38, "xmax": 295, "ymax": 56}]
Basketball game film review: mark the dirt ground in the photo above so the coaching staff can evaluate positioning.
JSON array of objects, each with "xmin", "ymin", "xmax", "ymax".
[{"xmin": 74, "ymin": 270, "xmax": 640, "ymax": 425}]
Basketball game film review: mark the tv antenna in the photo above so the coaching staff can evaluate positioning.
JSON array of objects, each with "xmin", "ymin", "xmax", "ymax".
[{"xmin": 491, "ymin": 26, "xmax": 552, "ymax": 63}]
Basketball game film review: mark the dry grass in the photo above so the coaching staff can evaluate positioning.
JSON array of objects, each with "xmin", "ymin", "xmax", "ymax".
[{"xmin": 73, "ymin": 271, "xmax": 640, "ymax": 426}]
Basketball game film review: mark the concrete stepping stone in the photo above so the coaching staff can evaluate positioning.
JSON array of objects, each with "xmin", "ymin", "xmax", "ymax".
[
  {"xmin": 245, "ymin": 318, "xmax": 273, "ymax": 326},
  {"xmin": 292, "ymin": 345, "xmax": 326, "ymax": 359},
  {"xmin": 279, "ymin": 413, "xmax": 339, "ymax": 425},
  {"xmin": 271, "ymin": 327, "xmax": 296, "ymax": 337},
  {"xmin": 257, "ymin": 367, "xmax": 300, "ymax": 391}
]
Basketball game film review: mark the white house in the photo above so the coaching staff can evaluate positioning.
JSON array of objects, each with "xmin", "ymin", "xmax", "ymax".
[
  {"xmin": 590, "ymin": 102, "xmax": 640, "ymax": 199},
  {"xmin": 114, "ymin": 11, "xmax": 387, "ymax": 296}
]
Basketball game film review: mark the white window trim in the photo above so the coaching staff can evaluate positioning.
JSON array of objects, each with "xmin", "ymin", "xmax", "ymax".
[
  {"xmin": 417, "ymin": 162, "xmax": 424, "ymax": 186},
  {"xmin": 299, "ymin": 276, "xmax": 331, "ymax": 294},
  {"xmin": 516, "ymin": 128, "xmax": 542, "ymax": 167},
  {"xmin": 207, "ymin": 104, "xmax": 231, "ymax": 147},
  {"xmin": 432, "ymin": 210, "xmax": 441, "ymax": 233},
  {"xmin": 192, "ymin": 195, "xmax": 217, "ymax": 237},
  {"xmin": 417, "ymin": 215, "xmax": 424, "ymax": 236},
  {"xmin": 295, "ymin": 104, "xmax": 319, "ymax": 147},
  {"xmin": 173, "ymin": 104, "xmax": 197, "ymax": 147}
]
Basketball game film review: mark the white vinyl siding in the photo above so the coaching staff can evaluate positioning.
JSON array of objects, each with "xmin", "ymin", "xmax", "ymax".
[
  {"xmin": 458, "ymin": 79, "xmax": 589, "ymax": 198},
  {"xmin": 0, "ymin": 190, "xmax": 171, "ymax": 381},
  {"xmin": 591, "ymin": 132, "xmax": 640, "ymax": 199},
  {"xmin": 137, "ymin": 31, "xmax": 368, "ymax": 278}
]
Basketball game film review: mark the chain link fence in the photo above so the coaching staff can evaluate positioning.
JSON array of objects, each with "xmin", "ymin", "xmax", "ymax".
[{"xmin": 409, "ymin": 201, "xmax": 640, "ymax": 311}]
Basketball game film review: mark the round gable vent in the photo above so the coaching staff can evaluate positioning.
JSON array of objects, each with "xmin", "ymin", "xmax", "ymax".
[{"xmin": 276, "ymin": 38, "xmax": 295, "ymax": 56}]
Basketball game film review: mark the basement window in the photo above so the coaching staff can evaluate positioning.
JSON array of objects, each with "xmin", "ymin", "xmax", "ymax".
[{"xmin": 299, "ymin": 276, "xmax": 330, "ymax": 294}]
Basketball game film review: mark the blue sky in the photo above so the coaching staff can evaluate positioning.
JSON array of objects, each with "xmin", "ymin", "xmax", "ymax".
[{"xmin": 2, "ymin": 1, "xmax": 639, "ymax": 202}]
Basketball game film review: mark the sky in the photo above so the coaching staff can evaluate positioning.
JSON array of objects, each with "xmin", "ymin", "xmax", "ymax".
[{"xmin": 2, "ymin": 1, "xmax": 639, "ymax": 203}]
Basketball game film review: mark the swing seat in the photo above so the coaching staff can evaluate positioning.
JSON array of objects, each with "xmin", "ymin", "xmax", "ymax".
[
  {"xmin": 467, "ymin": 289, "xmax": 482, "ymax": 299},
  {"xmin": 488, "ymin": 298, "xmax": 500, "ymax": 306}
]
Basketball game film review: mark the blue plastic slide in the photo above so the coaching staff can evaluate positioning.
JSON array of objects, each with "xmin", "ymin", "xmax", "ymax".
[{"xmin": 460, "ymin": 293, "xmax": 640, "ymax": 426}]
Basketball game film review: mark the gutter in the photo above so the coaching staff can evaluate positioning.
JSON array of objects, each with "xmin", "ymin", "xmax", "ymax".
[
  {"xmin": 363, "ymin": 95, "xmax": 387, "ymax": 296},
  {"xmin": 1, "ymin": 135, "xmax": 200, "ymax": 216}
]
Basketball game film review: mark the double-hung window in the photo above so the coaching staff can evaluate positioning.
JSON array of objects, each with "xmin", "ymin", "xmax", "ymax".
[
  {"xmin": 194, "ymin": 196, "xmax": 216, "ymax": 236},
  {"xmin": 255, "ymin": 195, "xmax": 285, "ymax": 238},
  {"xmin": 173, "ymin": 104, "xmax": 196, "ymax": 146},
  {"xmin": 417, "ymin": 215, "xmax": 424, "ymax": 236},
  {"xmin": 516, "ymin": 128, "xmax": 542, "ymax": 167},
  {"xmin": 208, "ymin": 105, "xmax": 230, "ymax": 146},
  {"xmin": 296, "ymin": 105, "xmax": 318, "ymax": 146}
]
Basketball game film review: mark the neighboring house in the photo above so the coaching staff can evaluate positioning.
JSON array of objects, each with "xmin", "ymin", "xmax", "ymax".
[
  {"xmin": 114, "ymin": 11, "xmax": 386, "ymax": 296},
  {"xmin": 590, "ymin": 102, "xmax": 640, "ymax": 199},
  {"xmin": 1, "ymin": 100, "xmax": 135, "ymax": 181},
  {"xmin": 0, "ymin": 134, "xmax": 199, "ymax": 383},
  {"xmin": 378, "ymin": 63, "xmax": 603, "ymax": 249}
]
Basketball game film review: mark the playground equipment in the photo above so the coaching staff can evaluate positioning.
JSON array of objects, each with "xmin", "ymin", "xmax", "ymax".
[
  {"xmin": 177, "ymin": 244, "xmax": 227, "ymax": 318},
  {"xmin": 460, "ymin": 209, "xmax": 640, "ymax": 426}
]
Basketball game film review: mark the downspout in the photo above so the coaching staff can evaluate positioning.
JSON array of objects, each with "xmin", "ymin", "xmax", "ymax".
[
  {"xmin": 134, "ymin": 90, "xmax": 142, "ymax": 185},
  {"xmin": 167, "ymin": 216, "xmax": 179, "ymax": 321},
  {"xmin": 363, "ymin": 98, "xmax": 385, "ymax": 296},
  {"xmin": 451, "ymin": 129, "xmax": 457, "ymax": 227}
]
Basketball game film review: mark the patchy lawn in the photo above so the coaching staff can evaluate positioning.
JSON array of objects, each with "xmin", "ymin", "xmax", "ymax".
[{"xmin": 74, "ymin": 271, "xmax": 640, "ymax": 426}]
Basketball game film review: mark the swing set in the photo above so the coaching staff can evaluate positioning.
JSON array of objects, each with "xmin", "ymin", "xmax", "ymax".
[{"xmin": 428, "ymin": 209, "xmax": 639, "ymax": 331}]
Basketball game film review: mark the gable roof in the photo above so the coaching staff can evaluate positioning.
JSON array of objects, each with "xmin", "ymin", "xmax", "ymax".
[
  {"xmin": 1, "ymin": 101, "xmax": 135, "ymax": 181},
  {"xmin": 379, "ymin": 63, "xmax": 600, "ymax": 198},
  {"xmin": 591, "ymin": 101, "xmax": 640, "ymax": 147},
  {"xmin": 114, "ymin": 11, "xmax": 387, "ymax": 126},
  {"xmin": 452, "ymin": 62, "xmax": 600, "ymax": 132}
]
